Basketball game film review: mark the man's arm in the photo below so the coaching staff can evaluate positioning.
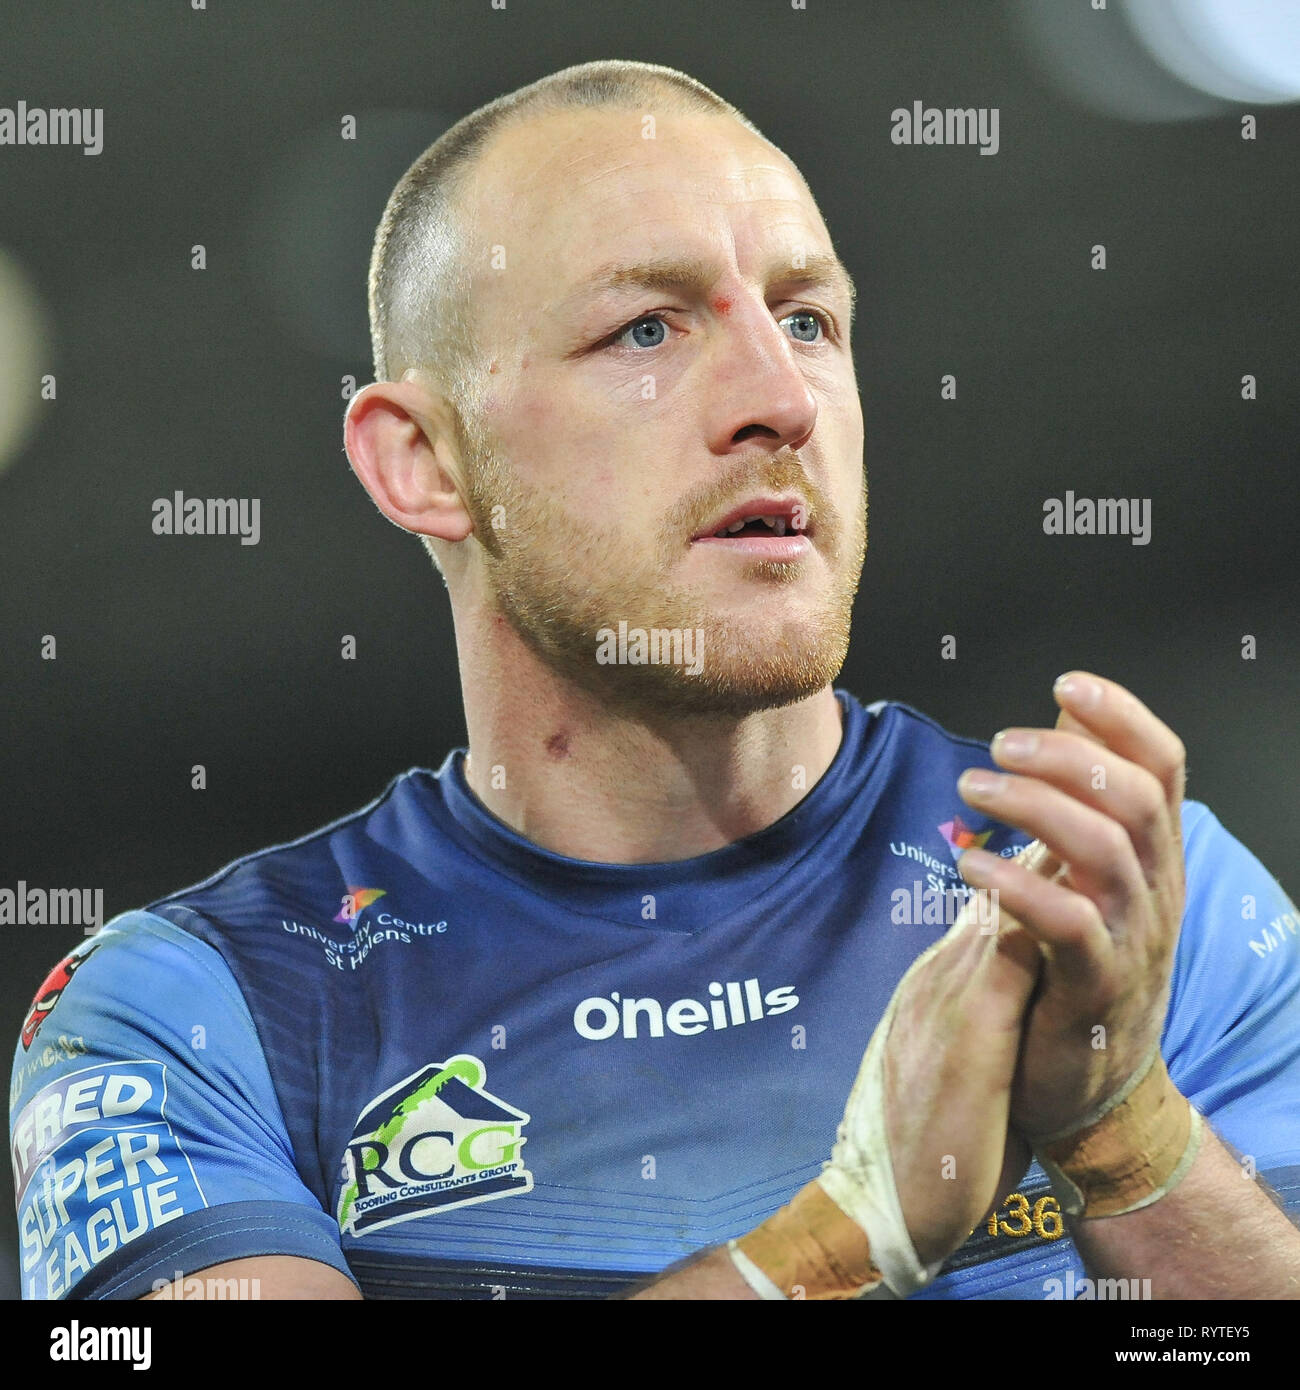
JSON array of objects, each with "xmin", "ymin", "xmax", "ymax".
[
  {"xmin": 141, "ymin": 1257, "xmax": 363, "ymax": 1300},
  {"xmin": 1072, "ymin": 1123, "xmax": 1300, "ymax": 1298},
  {"xmin": 625, "ymin": 1248, "xmax": 757, "ymax": 1299},
  {"xmin": 10, "ymin": 917, "xmax": 360, "ymax": 1301}
]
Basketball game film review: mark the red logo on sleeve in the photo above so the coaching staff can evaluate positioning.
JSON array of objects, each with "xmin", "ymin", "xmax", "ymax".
[{"xmin": 21, "ymin": 946, "xmax": 97, "ymax": 1050}]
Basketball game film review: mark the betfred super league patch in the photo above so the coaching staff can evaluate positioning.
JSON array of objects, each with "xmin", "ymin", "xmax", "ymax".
[{"xmin": 12, "ymin": 1062, "xmax": 206, "ymax": 1299}]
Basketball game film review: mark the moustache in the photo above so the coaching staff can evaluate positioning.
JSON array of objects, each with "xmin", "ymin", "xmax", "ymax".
[{"xmin": 670, "ymin": 452, "xmax": 829, "ymax": 539}]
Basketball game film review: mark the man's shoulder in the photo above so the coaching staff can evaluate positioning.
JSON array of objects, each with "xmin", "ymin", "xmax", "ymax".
[
  {"xmin": 1170, "ymin": 800, "xmax": 1299, "ymax": 1010},
  {"xmin": 10, "ymin": 767, "xmax": 463, "ymax": 1089},
  {"xmin": 9, "ymin": 908, "xmax": 268, "ymax": 1122}
]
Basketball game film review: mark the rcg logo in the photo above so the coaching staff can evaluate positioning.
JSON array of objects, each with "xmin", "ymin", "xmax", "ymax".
[{"xmin": 337, "ymin": 1055, "xmax": 532, "ymax": 1237}]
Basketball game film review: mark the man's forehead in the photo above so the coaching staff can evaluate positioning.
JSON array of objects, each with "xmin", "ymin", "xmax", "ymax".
[
  {"xmin": 465, "ymin": 106, "xmax": 837, "ymax": 305},
  {"xmin": 475, "ymin": 104, "xmax": 802, "ymax": 202}
]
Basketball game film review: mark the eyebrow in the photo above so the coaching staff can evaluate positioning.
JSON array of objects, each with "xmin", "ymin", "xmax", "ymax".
[{"xmin": 562, "ymin": 251, "xmax": 857, "ymax": 322}]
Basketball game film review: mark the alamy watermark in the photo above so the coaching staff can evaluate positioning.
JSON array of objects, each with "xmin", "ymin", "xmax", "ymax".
[
  {"xmin": 49, "ymin": 1322, "xmax": 148, "ymax": 1369},
  {"xmin": 152, "ymin": 491, "xmax": 261, "ymax": 545},
  {"xmin": 149, "ymin": 1270, "xmax": 262, "ymax": 1299},
  {"xmin": 891, "ymin": 101, "xmax": 999, "ymax": 155},
  {"xmin": 1, "ymin": 883, "xmax": 102, "ymax": 934},
  {"xmin": 1, "ymin": 102, "xmax": 102, "ymax": 156},
  {"xmin": 1043, "ymin": 492, "xmax": 1151, "ymax": 546},
  {"xmin": 1043, "ymin": 1270, "xmax": 1152, "ymax": 1300},
  {"xmin": 890, "ymin": 879, "xmax": 1000, "ymax": 932},
  {"xmin": 596, "ymin": 621, "xmax": 704, "ymax": 675}
]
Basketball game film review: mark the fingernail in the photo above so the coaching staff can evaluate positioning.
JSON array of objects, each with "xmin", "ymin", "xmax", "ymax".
[
  {"xmin": 960, "ymin": 768, "xmax": 1003, "ymax": 796},
  {"xmin": 992, "ymin": 729, "xmax": 1038, "ymax": 760},
  {"xmin": 1055, "ymin": 672, "xmax": 1100, "ymax": 710}
]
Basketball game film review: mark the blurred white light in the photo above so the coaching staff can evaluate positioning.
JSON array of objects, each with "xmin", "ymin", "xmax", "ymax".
[
  {"xmin": 0, "ymin": 248, "xmax": 52, "ymax": 477},
  {"xmin": 1124, "ymin": 0, "xmax": 1300, "ymax": 103}
]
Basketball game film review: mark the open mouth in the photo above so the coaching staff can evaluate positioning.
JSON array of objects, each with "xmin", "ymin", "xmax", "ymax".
[
  {"xmin": 709, "ymin": 513, "xmax": 795, "ymax": 539},
  {"xmin": 690, "ymin": 498, "xmax": 815, "ymax": 553}
]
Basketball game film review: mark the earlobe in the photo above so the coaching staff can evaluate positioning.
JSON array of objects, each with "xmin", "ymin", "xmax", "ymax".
[{"xmin": 343, "ymin": 381, "xmax": 474, "ymax": 543}]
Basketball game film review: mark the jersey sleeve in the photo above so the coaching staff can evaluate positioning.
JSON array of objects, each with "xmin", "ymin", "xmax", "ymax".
[
  {"xmin": 9, "ymin": 910, "xmax": 358, "ymax": 1300},
  {"xmin": 1163, "ymin": 801, "xmax": 1300, "ymax": 1217}
]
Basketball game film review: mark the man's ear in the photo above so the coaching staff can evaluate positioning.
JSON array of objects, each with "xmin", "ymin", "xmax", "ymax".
[{"xmin": 343, "ymin": 376, "xmax": 474, "ymax": 543}]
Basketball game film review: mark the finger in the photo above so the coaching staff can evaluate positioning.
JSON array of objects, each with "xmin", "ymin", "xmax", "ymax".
[
  {"xmin": 989, "ymin": 728, "xmax": 1174, "ymax": 882},
  {"xmin": 900, "ymin": 892, "xmax": 1042, "ymax": 1034},
  {"xmin": 1054, "ymin": 703, "xmax": 1102, "ymax": 747},
  {"xmin": 1053, "ymin": 672, "xmax": 1186, "ymax": 815},
  {"xmin": 957, "ymin": 768, "xmax": 1143, "ymax": 929},
  {"xmin": 958, "ymin": 846, "xmax": 1113, "ymax": 992},
  {"xmin": 989, "ymin": 918, "xmax": 1045, "ymax": 988},
  {"xmin": 967, "ymin": 921, "xmax": 1044, "ymax": 1038}
]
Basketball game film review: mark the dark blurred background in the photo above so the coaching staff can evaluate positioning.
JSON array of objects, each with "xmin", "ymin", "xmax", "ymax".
[{"xmin": 2, "ymin": 0, "xmax": 1297, "ymax": 1297}]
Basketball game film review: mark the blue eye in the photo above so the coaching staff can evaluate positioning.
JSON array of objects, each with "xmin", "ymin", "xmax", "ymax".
[
  {"xmin": 610, "ymin": 307, "xmax": 829, "ymax": 351},
  {"xmin": 616, "ymin": 315, "xmax": 669, "ymax": 349},
  {"xmin": 782, "ymin": 310, "xmax": 824, "ymax": 343}
]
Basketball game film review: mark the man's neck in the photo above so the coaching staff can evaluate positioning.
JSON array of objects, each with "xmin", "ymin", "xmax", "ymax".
[{"xmin": 455, "ymin": 608, "xmax": 846, "ymax": 865}]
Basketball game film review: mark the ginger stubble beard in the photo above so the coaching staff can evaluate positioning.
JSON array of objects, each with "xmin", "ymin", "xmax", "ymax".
[{"xmin": 456, "ymin": 402, "xmax": 868, "ymax": 720}]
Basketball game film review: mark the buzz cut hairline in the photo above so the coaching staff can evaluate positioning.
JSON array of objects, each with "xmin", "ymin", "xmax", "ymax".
[{"xmin": 367, "ymin": 60, "xmax": 770, "ymax": 411}]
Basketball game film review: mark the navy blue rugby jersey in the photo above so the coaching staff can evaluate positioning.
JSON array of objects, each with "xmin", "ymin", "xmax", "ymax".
[{"xmin": 10, "ymin": 691, "xmax": 1300, "ymax": 1300}]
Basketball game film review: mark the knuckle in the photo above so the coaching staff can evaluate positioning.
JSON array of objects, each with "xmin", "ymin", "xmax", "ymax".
[
  {"xmin": 1060, "ymin": 893, "xmax": 1107, "ymax": 942},
  {"xmin": 1099, "ymin": 817, "xmax": 1131, "ymax": 861},
  {"xmin": 1162, "ymin": 735, "xmax": 1187, "ymax": 781},
  {"xmin": 1133, "ymin": 769, "xmax": 1166, "ymax": 831},
  {"xmin": 1080, "ymin": 899, "xmax": 1108, "ymax": 938}
]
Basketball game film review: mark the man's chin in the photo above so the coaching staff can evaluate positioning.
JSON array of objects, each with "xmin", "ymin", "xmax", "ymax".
[
  {"xmin": 485, "ymin": 558, "xmax": 855, "ymax": 720},
  {"xmin": 643, "ymin": 667, "xmax": 833, "ymax": 719},
  {"xmin": 578, "ymin": 634, "xmax": 849, "ymax": 720}
]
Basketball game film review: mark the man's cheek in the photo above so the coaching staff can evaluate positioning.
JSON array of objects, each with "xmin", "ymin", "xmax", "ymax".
[{"xmin": 494, "ymin": 380, "xmax": 557, "ymax": 438}]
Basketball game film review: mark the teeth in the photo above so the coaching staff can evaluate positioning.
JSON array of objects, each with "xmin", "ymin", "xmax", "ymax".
[{"xmin": 708, "ymin": 512, "xmax": 794, "ymax": 538}]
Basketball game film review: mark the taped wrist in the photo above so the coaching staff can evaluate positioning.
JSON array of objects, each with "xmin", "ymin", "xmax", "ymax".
[
  {"xmin": 1031, "ymin": 1045, "xmax": 1202, "ymax": 1219},
  {"xmin": 728, "ymin": 1179, "xmax": 888, "ymax": 1300},
  {"xmin": 732, "ymin": 838, "xmax": 1065, "ymax": 1302}
]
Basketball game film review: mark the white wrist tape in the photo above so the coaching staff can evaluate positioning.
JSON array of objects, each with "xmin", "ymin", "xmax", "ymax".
[
  {"xmin": 818, "ymin": 957, "xmax": 942, "ymax": 1298},
  {"xmin": 1029, "ymin": 1041, "xmax": 1203, "ymax": 1218},
  {"xmin": 727, "ymin": 1240, "xmax": 789, "ymax": 1300},
  {"xmin": 819, "ymin": 838, "xmax": 1058, "ymax": 1296}
]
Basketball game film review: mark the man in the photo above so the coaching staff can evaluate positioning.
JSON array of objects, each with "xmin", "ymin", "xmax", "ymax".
[{"xmin": 10, "ymin": 60, "xmax": 1300, "ymax": 1301}]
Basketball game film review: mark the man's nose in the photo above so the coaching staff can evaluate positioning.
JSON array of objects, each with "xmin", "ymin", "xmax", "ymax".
[{"xmin": 703, "ymin": 299, "xmax": 819, "ymax": 455}]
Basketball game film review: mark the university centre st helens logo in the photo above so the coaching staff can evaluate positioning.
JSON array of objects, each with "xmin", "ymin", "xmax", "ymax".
[
  {"xmin": 337, "ymin": 1056, "xmax": 532, "ymax": 1237},
  {"xmin": 333, "ymin": 887, "xmax": 386, "ymax": 926},
  {"xmin": 889, "ymin": 813, "xmax": 998, "ymax": 883},
  {"xmin": 937, "ymin": 814, "xmax": 993, "ymax": 860}
]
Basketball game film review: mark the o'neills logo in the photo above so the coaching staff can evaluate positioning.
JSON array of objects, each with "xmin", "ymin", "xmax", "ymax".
[{"xmin": 573, "ymin": 979, "xmax": 799, "ymax": 1041}]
